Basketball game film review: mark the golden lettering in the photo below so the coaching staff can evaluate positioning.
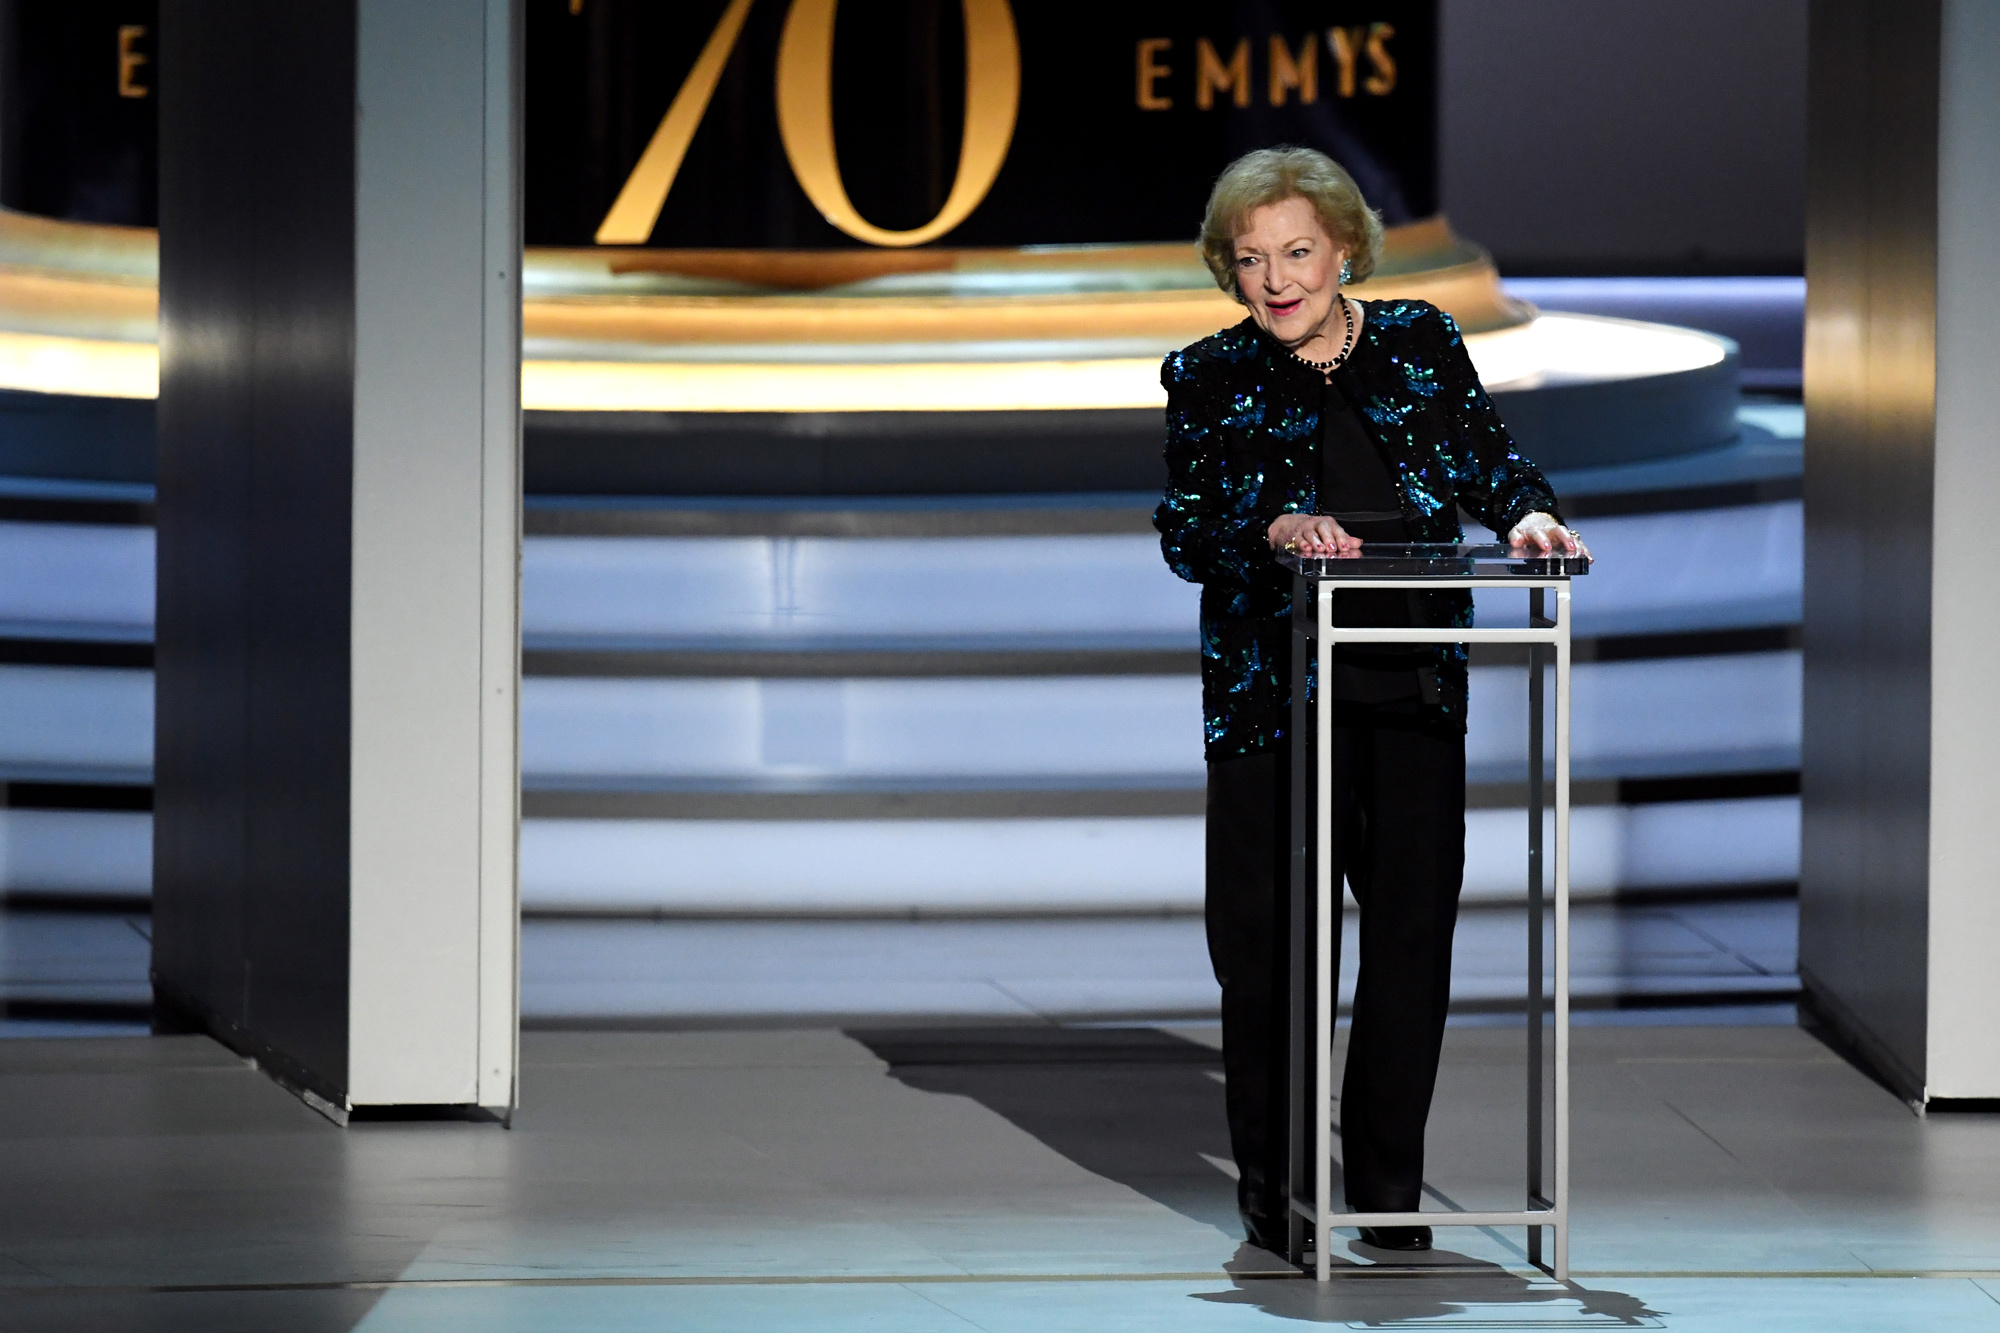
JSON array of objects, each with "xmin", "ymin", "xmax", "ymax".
[
  {"xmin": 1268, "ymin": 34, "xmax": 1316, "ymax": 105},
  {"xmin": 1364, "ymin": 22, "xmax": 1396, "ymax": 94},
  {"xmin": 1135, "ymin": 38, "xmax": 1173, "ymax": 111},
  {"xmin": 775, "ymin": 0, "xmax": 1020, "ymax": 247},
  {"xmin": 1326, "ymin": 26, "xmax": 1362, "ymax": 98},
  {"xmin": 1195, "ymin": 37, "xmax": 1249, "ymax": 110},
  {"xmin": 599, "ymin": 0, "xmax": 1019, "ymax": 249},
  {"xmin": 594, "ymin": 0, "xmax": 757, "ymax": 244},
  {"xmin": 116, "ymin": 25, "xmax": 148, "ymax": 98}
]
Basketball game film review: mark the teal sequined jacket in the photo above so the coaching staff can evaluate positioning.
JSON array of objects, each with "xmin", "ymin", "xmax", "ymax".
[{"xmin": 1153, "ymin": 299, "xmax": 1563, "ymax": 760}]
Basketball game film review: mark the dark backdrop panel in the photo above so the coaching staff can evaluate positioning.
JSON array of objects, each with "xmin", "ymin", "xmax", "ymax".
[
  {"xmin": 0, "ymin": 0, "xmax": 159, "ymax": 225},
  {"xmin": 155, "ymin": 0, "xmax": 356, "ymax": 1101},
  {"xmin": 1439, "ymin": 0, "xmax": 1807, "ymax": 275},
  {"xmin": 0, "ymin": 0, "xmax": 1809, "ymax": 273},
  {"xmin": 526, "ymin": 0, "xmax": 1436, "ymax": 247},
  {"xmin": 3, "ymin": 0, "xmax": 1808, "ymax": 274}
]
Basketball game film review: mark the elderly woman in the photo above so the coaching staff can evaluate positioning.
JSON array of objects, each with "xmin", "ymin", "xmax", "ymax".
[{"xmin": 1155, "ymin": 146, "xmax": 1583, "ymax": 1257}]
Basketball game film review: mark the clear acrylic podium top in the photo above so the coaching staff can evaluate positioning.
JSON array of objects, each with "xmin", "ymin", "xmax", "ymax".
[{"xmin": 1278, "ymin": 543, "xmax": 1591, "ymax": 581}]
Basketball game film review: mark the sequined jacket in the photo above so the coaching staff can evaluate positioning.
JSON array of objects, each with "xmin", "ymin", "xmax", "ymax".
[{"xmin": 1153, "ymin": 300, "xmax": 1563, "ymax": 760}]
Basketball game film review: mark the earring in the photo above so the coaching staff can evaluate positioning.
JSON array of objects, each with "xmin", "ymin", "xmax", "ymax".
[{"xmin": 1339, "ymin": 259, "xmax": 1353, "ymax": 286}]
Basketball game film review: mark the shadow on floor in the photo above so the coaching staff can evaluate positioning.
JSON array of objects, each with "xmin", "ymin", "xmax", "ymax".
[
  {"xmin": 849, "ymin": 1025, "xmax": 1247, "ymax": 1236},
  {"xmin": 0, "ymin": 1288, "xmax": 386, "ymax": 1333},
  {"xmin": 1201, "ymin": 1258, "xmax": 1665, "ymax": 1325},
  {"xmin": 850, "ymin": 1026, "xmax": 1664, "ymax": 1326}
]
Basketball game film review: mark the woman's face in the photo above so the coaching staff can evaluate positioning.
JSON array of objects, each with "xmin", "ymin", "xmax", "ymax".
[{"xmin": 1232, "ymin": 196, "xmax": 1345, "ymax": 349}]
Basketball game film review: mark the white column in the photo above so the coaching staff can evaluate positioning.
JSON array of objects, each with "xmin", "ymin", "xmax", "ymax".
[
  {"xmin": 1924, "ymin": 0, "xmax": 2000, "ymax": 1100},
  {"xmin": 347, "ymin": 0, "xmax": 520, "ymax": 1112}
]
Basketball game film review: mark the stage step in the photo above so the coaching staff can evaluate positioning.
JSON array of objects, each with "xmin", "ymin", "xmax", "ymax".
[{"xmin": 0, "ymin": 403, "xmax": 1807, "ymax": 915}]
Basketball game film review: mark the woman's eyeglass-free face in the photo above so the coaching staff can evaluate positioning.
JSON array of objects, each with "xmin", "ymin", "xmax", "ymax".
[{"xmin": 1232, "ymin": 196, "xmax": 1346, "ymax": 356}]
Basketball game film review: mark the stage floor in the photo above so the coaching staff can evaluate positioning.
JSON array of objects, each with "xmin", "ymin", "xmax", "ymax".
[{"xmin": 4, "ymin": 1022, "xmax": 1999, "ymax": 1331}]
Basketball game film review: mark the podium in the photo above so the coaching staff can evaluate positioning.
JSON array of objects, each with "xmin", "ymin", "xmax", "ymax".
[{"xmin": 1281, "ymin": 543, "xmax": 1589, "ymax": 1281}]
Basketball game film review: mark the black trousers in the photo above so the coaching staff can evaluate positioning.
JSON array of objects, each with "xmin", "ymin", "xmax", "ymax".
[{"xmin": 1205, "ymin": 713, "xmax": 1466, "ymax": 1225}]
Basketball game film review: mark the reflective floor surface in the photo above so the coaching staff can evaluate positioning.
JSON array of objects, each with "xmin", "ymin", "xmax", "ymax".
[{"xmin": 4, "ymin": 1023, "xmax": 2000, "ymax": 1331}]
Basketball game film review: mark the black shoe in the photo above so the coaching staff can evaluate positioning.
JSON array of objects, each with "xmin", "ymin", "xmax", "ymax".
[{"xmin": 1357, "ymin": 1225, "xmax": 1432, "ymax": 1252}]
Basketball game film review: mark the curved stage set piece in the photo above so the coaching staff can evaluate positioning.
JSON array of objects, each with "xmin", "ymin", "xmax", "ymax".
[{"xmin": 0, "ymin": 0, "xmax": 1800, "ymax": 1020}]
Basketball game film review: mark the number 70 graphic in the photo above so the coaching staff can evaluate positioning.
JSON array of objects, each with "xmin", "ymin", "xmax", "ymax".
[{"xmin": 595, "ymin": 0, "xmax": 1021, "ymax": 248}]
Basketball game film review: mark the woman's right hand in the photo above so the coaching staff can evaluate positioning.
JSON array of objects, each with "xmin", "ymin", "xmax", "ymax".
[{"xmin": 1267, "ymin": 512, "xmax": 1360, "ymax": 557}]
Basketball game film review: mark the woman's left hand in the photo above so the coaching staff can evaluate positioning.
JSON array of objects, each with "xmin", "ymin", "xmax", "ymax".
[{"xmin": 1508, "ymin": 512, "xmax": 1588, "ymax": 558}]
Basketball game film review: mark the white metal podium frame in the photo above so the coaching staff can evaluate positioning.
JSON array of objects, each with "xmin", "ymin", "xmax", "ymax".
[{"xmin": 1284, "ymin": 548, "xmax": 1581, "ymax": 1282}]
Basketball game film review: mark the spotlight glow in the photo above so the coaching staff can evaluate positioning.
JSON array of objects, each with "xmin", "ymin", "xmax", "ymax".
[
  {"xmin": 0, "ymin": 330, "xmax": 155, "ymax": 398},
  {"xmin": 0, "ymin": 314, "xmax": 1729, "ymax": 411},
  {"xmin": 519, "ymin": 314, "xmax": 1730, "ymax": 412},
  {"xmin": 1467, "ymin": 313, "xmax": 1729, "ymax": 390},
  {"xmin": 520, "ymin": 356, "xmax": 1169, "ymax": 413}
]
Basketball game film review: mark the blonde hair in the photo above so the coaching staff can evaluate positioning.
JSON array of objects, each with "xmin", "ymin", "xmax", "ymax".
[{"xmin": 1198, "ymin": 146, "xmax": 1385, "ymax": 302}]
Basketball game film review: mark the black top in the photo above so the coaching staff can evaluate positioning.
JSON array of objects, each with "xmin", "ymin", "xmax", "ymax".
[
  {"xmin": 1317, "ymin": 376, "xmax": 1405, "ymax": 529},
  {"xmin": 1318, "ymin": 376, "xmax": 1427, "ymax": 704}
]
